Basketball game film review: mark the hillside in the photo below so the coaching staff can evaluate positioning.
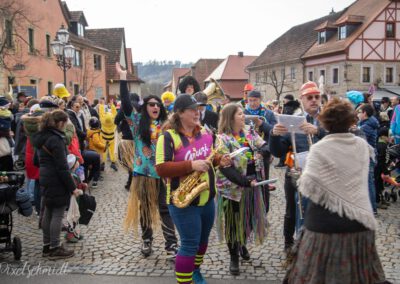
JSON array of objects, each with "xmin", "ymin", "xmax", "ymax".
[{"xmin": 136, "ymin": 60, "xmax": 192, "ymax": 84}]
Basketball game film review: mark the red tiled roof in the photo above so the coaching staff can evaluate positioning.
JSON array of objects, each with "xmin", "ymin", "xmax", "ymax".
[
  {"xmin": 206, "ymin": 55, "xmax": 256, "ymax": 81},
  {"xmin": 172, "ymin": 68, "xmax": 190, "ymax": 89},
  {"xmin": 191, "ymin": 58, "xmax": 224, "ymax": 89},
  {"xmin": 222, "ymin": 55, "xmax": 257, "ymax": 80},
  {"xmin": 303, "ymin": 0, "xmax": 391, "ymax": 59},
  {"xmin": 86, "ymin": 28, "xmax": 142, "ymax": 82}
]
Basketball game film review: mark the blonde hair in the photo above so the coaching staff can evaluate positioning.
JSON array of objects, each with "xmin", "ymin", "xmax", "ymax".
[{"xmin": 218, "ymin": 103, "xmax": 241, "ymax": 135}]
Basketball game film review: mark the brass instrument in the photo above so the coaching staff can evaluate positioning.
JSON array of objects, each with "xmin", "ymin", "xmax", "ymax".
[
  {"xmin": 203, "ymin": 78, "xmax": 226, "ymax": 111},
  {"xmin": 288, "ymin": 127, "xmax": 304, "ymax": 220},
  {"xmin": 172, "ymin": 141, "xmax": 222, "ymax": 208}
]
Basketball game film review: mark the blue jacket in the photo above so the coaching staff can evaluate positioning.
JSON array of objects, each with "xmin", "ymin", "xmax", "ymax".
[
  {"xmin": 268, "ymin": 117, "xmax": 326, "ymax": 159},
  {"xmin": 359, "ymin": 116, "xmax": 379, "ymax": 149},
  {"xmin": 244, "ymin": 105, "xmax": 277, "ymax": 142}
]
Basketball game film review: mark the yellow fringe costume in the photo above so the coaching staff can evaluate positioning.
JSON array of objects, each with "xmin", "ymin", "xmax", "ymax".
[{"xmin": 99, "ymin": 104, "xmax": 117, "ymax": 163}]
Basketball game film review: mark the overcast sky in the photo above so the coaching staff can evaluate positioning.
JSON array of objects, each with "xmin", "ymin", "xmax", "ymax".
[{"xmin": 66, "ymin": 0, "xmax": 355, "ymax": 63}]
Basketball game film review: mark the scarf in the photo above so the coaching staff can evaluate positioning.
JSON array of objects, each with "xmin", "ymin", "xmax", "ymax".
[{"xmin": 298, "ymin": 133, "xmax": 377, "ymax": 230}]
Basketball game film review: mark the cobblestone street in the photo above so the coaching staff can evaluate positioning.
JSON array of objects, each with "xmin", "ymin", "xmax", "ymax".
[{"xmin": 0, "ymin": 163, "xmax": 399, "ymax": 283}]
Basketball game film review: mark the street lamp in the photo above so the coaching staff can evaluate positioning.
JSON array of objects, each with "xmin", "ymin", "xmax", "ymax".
[{"xmin": 50, "ymin": 24, "xmax": 75, "ymax": 86}]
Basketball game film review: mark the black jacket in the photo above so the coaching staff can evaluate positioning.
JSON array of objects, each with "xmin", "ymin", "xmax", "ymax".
[
  {"xmin": 201, "ymin": 110, "xmax": 219, "ymax": 131},
  {"xmin": 67, "ymin": 109, "xmax": 86, "ymax": 150},
  {"xmin": 115, "ymin": 109, "xmax": 133, "ymax": 140},
  {"xmin": 31, "ymin": 128, "xmax": 76, "ymax": 208}
]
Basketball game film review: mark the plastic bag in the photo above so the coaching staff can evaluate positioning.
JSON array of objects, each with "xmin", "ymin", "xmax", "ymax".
[{"xmin": 67, "ymin": 195, "xmax": 80, "ymax": 227}]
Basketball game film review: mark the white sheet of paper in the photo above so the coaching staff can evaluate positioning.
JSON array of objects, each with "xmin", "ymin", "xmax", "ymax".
[
  {"xmin": 295, "ymin": 151, "xmax": 309, "ymax": 170},
  {"xmin": 254, "ymin": 178, "xmax": 278, "ymax": 187},
  {"xmin": 276, "ymin": 114, "xmax": 306, "ymax": 134}
]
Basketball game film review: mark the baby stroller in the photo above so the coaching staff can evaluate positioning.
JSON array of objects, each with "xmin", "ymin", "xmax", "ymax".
[
  {"xmin": 0, "ymin": 172, "xmax": 25, "ymax": 260},
  {"xmin": 382, "ymin": 144, "xmax": 400, "ymax": 202}
]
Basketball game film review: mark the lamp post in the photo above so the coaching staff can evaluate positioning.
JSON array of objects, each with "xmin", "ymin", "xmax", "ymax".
[{"xmin": 50, "ymin": 24, "xmax": 75, "ymax": 86}]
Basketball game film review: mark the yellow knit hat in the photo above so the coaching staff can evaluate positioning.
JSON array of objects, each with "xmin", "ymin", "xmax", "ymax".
[{"xmin": 53, "ymin": 83, "xmax": 71, "ymax": 99}]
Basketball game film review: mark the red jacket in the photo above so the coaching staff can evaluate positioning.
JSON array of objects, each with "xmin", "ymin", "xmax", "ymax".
[
  {"xmin": 68, "ymin": 135, "xmax": 84, "ymax": 164},
  {"xmin": 25, "ymin": 138, "xmax": 39, "ymax": 180}
]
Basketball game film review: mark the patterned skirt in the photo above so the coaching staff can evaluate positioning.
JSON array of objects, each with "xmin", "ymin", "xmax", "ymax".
[{"xmin": 284, "ymin": 228, "xmax": 387, "ymax": 284}]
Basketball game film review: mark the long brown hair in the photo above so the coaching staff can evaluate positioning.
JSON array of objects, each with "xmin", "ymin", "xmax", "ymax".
[
  {"xmin": 168, "ymin": 111, "xmax": 183, "ymax": 133},
  {"xmin": 40, "ymin": 110, "xmax": 68, "ymax": 131},
  {"xmin": 218, "ymin": 103, "xmax": 241, "ymax": 135}
]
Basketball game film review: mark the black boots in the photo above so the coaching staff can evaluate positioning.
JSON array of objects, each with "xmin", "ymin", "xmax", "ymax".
[
  {"xmin": 240, "ymin": 245, "xmax": 250, "ymax": 261},
  {"xmin": 228, "ymin": 243, "xmax": 240, "ymax": 275},
  {"xmin": 229, "ymin": 255, "xmax": 240, "ymax": 275}
]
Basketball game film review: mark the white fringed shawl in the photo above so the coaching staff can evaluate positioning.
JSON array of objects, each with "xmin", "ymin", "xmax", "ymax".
[{"xmin": 298, "ymin": 133, "xmax": 377, "ymax": 231}]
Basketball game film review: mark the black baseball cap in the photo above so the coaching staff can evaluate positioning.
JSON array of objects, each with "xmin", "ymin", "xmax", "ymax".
[
  {"xmin": 248, "ymin": 90, "xmax": 261, "ymax": 98},
  {"xmin": 173, "ymin": 94, "xmax": 206, "ymax": 112}
]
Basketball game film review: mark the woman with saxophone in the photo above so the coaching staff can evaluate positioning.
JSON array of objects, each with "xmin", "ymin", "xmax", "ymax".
[
  {"xmin": 215, "ymin": 103, "xmax": 269, "ymax": 275},
  {"xmin": 155, "ymin": 94, "xmax": 231, "ymax": 284},
  {"xmin": 116, "ymin": 63, "xmax": 178, "ymax": 258}
]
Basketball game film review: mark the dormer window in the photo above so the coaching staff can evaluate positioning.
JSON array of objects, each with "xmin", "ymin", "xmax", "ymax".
[
  {"xmin": 318, "ymin": 31, "xmax": 326, "ymax": 44},
  {"xmin": 386, "ymin": 22, "xmax": 395, "ymax": 38},
  {"xmin": 77, "ymin": 23, "xmax": 84, "ymax": 37},
  {"xmin": 338, "ymin": 26, "xmax": 347, "ymax": 40}
]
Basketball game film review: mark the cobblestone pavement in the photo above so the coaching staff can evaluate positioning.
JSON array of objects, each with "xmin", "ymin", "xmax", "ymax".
[{"xmin": 0, "ymin": 162, "xmax": 399, "ymax": 283}]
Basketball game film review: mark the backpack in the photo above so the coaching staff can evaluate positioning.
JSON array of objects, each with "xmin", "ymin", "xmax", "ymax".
[{"xmin": 78, "ymin": 193, "xmax": 96, "ymax": 225}]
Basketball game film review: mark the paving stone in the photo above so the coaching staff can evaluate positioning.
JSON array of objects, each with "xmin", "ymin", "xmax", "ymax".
[{"xmin": 1, "ymin": 163, "xmax": 398, "ymax": 282}]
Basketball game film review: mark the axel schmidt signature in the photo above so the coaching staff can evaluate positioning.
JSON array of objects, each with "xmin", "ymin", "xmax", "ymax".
[{"xmin": 0, "ymin": 262, "xmax": 69, "ymax": 278}]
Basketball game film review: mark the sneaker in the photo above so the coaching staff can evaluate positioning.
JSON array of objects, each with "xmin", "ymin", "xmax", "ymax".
[
  {"xmin": 65, "ymin": 232, "xmax": 79, "ymax": 243},
  {"xmin": 193, "ymin": 268, "xmax": 207, "ymax": 284},
  {"xmin": 141, "ymin": 239, "xmax": 152, "ymax": 257},
  {"xmin": 110, "ymin": 162, "xmax": 118, "ymax": 171},
  {"xmin": 377, "ymin": 202, "xmax": 388, "ymax": 209},
  {"xmin": 42, "ymin": 245, "xmax": 50, "ymax": 257},
  {"xmin": 48, "ymin": 245, "xmax": 74, "ymax": 260},
  {"xmin": 274, "ymin": 163, "xmax": 286, "ymax": 169},
  {"xmin": 165, "ymin": 243, "xmax": 178, "ymax": 259},
  {"xmin": 91, "ymin": 181, "xmax": 98, "ymax": 189}
]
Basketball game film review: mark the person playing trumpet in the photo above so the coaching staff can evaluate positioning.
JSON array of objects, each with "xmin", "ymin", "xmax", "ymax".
[
  {"xmin": 155, "ymin": 94, "xmax": 231, "ymax": 284},
  {"xmin": 244, "ymin": 90, "xmax": 277, "ymax": 212},
  {"xmin": 269, "ymin": 81, "xmax": 326, "ymax": 254},
  {"xmin": 215, "ymin": 103, "xmax": 270, "ymax": 275}
]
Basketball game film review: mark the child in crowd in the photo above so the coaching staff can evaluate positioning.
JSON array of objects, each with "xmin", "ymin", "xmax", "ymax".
[
  {"xmin": 87, "ymin": 117, "xmax": 106, "ymax": 183},
  {"xmin": 65, "ymin": 154, "xmax": 86, "ymax": 243},
  {"xmin": 375, "ymin": 127, "xmax": 392, "ymax": 209}
]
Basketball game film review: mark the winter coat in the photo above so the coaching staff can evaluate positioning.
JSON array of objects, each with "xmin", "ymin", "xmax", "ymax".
[
  {"xmin": 359, "ymin": 116, "xmax": 379, "ymax": 149},
  {"xmin": 67, "ymin": 109, "xmax": 86, "ymax": 150},
  {"xmin": 31, "ymin": 128, "xmax": 76, "ymax": 208},
  {"xmin": 114, "ymin": 109, "xmax": 133, "ymax": 140},
  {"xmin": 87, "ymin": 129, "xmax": 106, "ymax": 154}
]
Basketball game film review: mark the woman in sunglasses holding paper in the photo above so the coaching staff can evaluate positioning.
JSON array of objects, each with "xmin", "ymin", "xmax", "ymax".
[
  {"xmin": 216, "ymin": 103, "xmax": 270, "ymax": 275},
  {"xmin": 116, "ymin": 63, "xmax": 178, "ymax": 258}
]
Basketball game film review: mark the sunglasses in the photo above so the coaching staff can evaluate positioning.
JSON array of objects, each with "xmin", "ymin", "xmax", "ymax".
[
  {"xmin": 305, "ymin": 94, "xmax": 321, "ymax": 101},
  {"xmin": 148, "ymin": 102, "xmax": 161, "ymax": 107}
]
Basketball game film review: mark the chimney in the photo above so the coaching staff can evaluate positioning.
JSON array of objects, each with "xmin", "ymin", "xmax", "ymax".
[{"xmin": 238, "ymin": 51, "xmax": 244, "ymax": 57}]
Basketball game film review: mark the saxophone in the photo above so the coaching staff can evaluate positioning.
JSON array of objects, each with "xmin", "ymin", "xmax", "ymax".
[{"xmin": 172, "ymin": 142, "xmax": 221, "ymax": 208}]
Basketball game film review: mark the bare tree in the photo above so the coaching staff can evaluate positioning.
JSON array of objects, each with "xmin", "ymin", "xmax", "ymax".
[
  {"xmin": 71, "ymin": 50, "xmax": 102, "ymax": 96},
  {"xmin": 0, "ymin": 0, "xmax": 42, "ymax": 75},
  {"xmin": 265, "ymin": 67, "xmax": 295, "ymax": 102}
]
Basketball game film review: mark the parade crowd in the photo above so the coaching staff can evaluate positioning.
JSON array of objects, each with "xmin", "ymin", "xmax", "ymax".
[{"xmin": 0, "ymin": 62, "xmax": 397, "ymax": 284}]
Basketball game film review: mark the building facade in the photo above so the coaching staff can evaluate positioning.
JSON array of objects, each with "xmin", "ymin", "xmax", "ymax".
[
  {"xmin": 0, "ymin": 0, "xmax": 108, "ymax": 102},
  {"xmin": 248, "ymin": 0, "xmax": 400, "ymax": 101}
]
